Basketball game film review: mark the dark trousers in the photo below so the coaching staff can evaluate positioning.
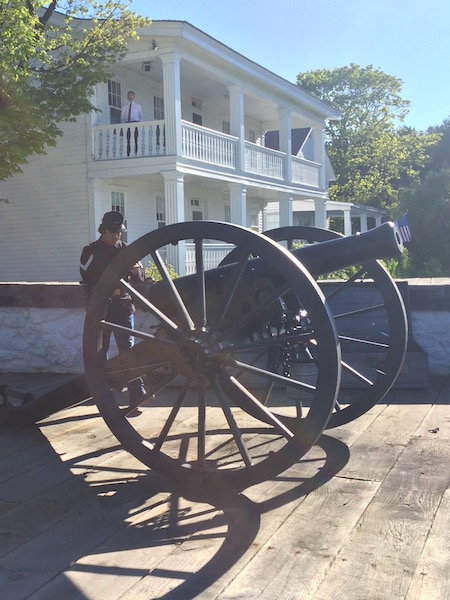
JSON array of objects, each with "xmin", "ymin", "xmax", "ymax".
[{"xmin": 103, "ymin": 304, "xmax": 146, "ymax": 402}]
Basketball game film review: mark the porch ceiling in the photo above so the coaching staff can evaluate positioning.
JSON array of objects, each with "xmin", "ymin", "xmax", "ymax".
[{"xmin": 131, "ymin": 57, "xmax": 310, "ymax": 128}]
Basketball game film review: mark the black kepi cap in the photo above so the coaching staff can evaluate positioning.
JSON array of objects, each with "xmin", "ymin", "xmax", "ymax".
[{"xmin": 101, "ymin": 211, "xmax": 126, "ymax": 233}]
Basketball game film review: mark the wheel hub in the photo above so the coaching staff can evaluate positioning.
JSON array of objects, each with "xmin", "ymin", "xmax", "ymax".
[{"xmin": 172, "ymin": 330, "xmax": 224, "ymax": 380}]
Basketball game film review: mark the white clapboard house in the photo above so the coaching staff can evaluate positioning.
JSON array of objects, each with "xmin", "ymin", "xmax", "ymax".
[{"xmin": 0, "ymin": 17, "xmax": 383, "ymax": 282}]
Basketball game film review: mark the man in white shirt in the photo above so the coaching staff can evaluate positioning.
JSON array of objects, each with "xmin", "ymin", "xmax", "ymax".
[
  {"xmin": 120, "ymin": 91, "xmax": 143, "ymax": 155},
  {"xmin": 120, "ymin": 91, "xmax": 143, "ymax": 123}
]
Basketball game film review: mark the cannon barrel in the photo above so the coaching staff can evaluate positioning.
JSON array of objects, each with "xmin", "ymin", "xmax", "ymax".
[
  {"xmin": 290, "ymin": 221, "xmax": 403, "ymax": 277},
  {"xmin": 147, "ymin": 221, "xmax": 404, "ymax": 328}
]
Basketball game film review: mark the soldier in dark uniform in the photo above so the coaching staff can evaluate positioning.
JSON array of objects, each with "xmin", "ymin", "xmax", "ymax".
[{"xmin": 80, "ymin": 211, "xmax": 146, "ymax": 405}]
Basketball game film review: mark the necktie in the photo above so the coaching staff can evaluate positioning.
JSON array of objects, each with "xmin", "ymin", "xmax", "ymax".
[{"xmin": 127, "ymin": 102, "xmax": 132, "ymax": 122}]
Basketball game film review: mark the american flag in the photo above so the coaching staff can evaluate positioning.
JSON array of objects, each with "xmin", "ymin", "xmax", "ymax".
[{"xmin": 395, "ymin": 213, "xmax": 412, "ymax": 243}]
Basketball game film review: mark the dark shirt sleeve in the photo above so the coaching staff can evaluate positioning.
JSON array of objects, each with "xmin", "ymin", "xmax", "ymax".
[{"xmin": 80, "ymin": 245, "xmax": 96, "ymax": 289}]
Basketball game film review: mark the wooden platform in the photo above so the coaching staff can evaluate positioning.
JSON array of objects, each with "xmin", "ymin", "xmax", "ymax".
[{"xmin": 1, "ymin": 375, "xmax": 450, "ymax": 599}]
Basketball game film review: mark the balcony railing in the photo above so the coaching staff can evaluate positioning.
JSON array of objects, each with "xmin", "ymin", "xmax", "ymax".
[
  {"xmin": 245, "ymin": 142, "xmax": 284, "ymax": 179},
  {"xmin": 93, "ymin": 121, "xmax": 166, "ymax": 159},
  {"xmin": 181, "ymin": 122, "xmax": 237, "ymax": 168},
  {"xmin": 92, "ymin": 120, "xmax": 321, "ymax": 189},
  {"xmin": 291, "ymin": 155, "xmax": 320, "ymax": 187},
  {"xmin": 185, "ymin": 242, "xmax": 235, "ymax": 275}
]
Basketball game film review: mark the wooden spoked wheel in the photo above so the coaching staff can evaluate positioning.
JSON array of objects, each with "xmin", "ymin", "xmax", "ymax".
[
  {"xmin": 83, "ymin": 222, "xmax": 340, "ymax": 490},
  {"xmin": 229, "ymin": 226, "xmax": 408, "ymax": 428}
]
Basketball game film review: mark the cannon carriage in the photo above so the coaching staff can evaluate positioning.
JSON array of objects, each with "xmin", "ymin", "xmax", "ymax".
[{"xmin": 0, "ymin": 221, "xmax": 407, "ymax": 491}]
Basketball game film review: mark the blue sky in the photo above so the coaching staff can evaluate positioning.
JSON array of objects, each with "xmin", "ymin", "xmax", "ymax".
[{"xmin": 131, "ymin": 0, "xmax": 449, "ymax": 131}]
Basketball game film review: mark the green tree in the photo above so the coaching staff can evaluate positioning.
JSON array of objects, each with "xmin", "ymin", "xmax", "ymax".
[
  {"xmin": 424, "ymin": 118, "xmax": 450, "ymax": 174},
  {"xmin": 297, "ymin": 64, "xmax": 438, "ymax": 213},
  {"xmin": 0, "ymin": 1, "xmax": 150, "ymax": 184},
  {"xmin": 399, "ymin": 169, "xmax": 450, "ymax": 276}
]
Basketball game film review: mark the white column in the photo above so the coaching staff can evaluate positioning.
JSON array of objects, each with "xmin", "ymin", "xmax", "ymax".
[
  {"xmin": 312, "ymin": 122, "xmax": 326, "ymax": 191},
  {"xmin": 89, "ymin": 179, "xmax": 103, "ymax": 240},
  {"xmin": 229, "ymin": 183, "xmax": 247, "ymax": 226},
  {"xmin": 228, "ymin": 85, "xmax": 245, "ymax": 171},
  {"xmin": 359, "ymin": 214, "xmax": 368, "ymax": 232},
  {"xmin": 278, "ymin": 192, "xmax": 293, "ymax": 227},
  {"xmin": 163, "ymin": 170, "xmax": 186, "ymax": 275},
  {"xmin": 160, "ymin": 52, "xmax": 182, "ymax": 156},
  {"xmin": 278, "ymin": 107, "xmax": 292, "ymax": 182},
  {"xmin": 314, "ymin": 197, "xmax": 327, "ymax": 229},
  {"xmin": 343, "ymin": 208, "xmax": 352, "ymax": 236}
]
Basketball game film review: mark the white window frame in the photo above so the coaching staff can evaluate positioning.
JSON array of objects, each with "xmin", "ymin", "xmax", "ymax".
[
  {"xmin": 156, "ymin": 195, "xmax": 166, "ymax": 228},
  {"xmin": 153, "ymin": 95, "xmax": 165, "ymax": 120},
  {"xmin": 111, "ymin": 190, "xmax": 127, "ymax": 241},
  {"xmin": 108, "ymin": 79, "xmax": 122, "ymax": 124}
]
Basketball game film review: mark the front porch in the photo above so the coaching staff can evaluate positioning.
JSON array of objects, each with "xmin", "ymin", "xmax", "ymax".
[{"xmin": 92, "ymin": 120, "xmax": 321, "ymax": 188}]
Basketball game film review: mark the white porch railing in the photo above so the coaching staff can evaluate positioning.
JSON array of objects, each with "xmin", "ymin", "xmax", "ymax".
[
  {"xmin": 181, "ymin": 121, "xmax": 237, "ymax": 168},
  {"xmin": 185, "ymin": 242, "xmax": 235, "ymax": 275},
  {"xmin": 93, "ymin": 121, "xmax": 166, "ymax": 159},
  {"xmin": 291, "ymin": 155, "xmax": 320, "ymax": 187},
  {"xmin": 92, "ymin": 121, "xmax": 322, "ymax": 189},
  {"xmin": 244, "ymin": 142, "xmax": 284, "ymax": 179}
]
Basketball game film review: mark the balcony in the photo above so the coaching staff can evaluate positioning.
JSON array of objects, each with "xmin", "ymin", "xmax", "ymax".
[{"xmin": 93, "ymin": 120, "xmax": 321, "ymax": 188}]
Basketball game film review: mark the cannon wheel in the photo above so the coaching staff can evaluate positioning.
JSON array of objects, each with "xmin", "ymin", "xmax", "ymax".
[
  {"xmin": 83, "ymin": 222, "xmax": 340, "ymax": 490},
  {"xmin": 222, "ymin": 225, "xmax": 407, "ymax": 428}
]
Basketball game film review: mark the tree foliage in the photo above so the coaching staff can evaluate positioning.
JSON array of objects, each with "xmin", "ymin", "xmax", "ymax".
[
  {"xmin": 400, "ymin": 168, "xmax": 450, "ymax": 276},
  {"xmin": 297, "ymin": 64, "xmax": 439, "ymax": 213},
  {"xmin": 0, "ymin": 1, "xmax": 150, "ymax": 183}
]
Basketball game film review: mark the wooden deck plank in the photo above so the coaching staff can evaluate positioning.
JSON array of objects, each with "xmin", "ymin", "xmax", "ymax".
[{"xmin": 407, "ymin": 489, "xmax": 450, "ymax": 600}]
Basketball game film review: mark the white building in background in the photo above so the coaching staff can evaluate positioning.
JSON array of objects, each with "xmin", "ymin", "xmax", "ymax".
[{"xmin": 0, "ymin": 17, "xmax": 374, "ymax": 282}]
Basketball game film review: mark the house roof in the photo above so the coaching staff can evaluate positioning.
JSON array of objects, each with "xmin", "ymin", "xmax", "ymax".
[{"xmin": 139, "ymin": 20, "xmax": 341, "ymax": 122}]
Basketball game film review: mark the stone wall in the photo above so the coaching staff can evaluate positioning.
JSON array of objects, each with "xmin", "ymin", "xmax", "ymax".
[{"xmin": 0, "ymin": 280, "xmax": 449, "ymax": 376}]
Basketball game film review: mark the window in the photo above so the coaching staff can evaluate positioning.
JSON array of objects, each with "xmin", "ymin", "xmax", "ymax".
[
  {"xmin": 153, "ymin": 95, "xmax": 164, "ymax": 120},
  {"xmin": 224, "ymin": 204, "xmax": 231, "ymax": 223},
  {"xmin": 222, "ymin": 120, "xmax": 230, "ymax": 135},
  {"xmin": 248, "ymin": 129, "xmax": 256, "ymax": 143},
  {"xmin": 191, "ymin": 97, "xmax": 203, "ymax": 111},
  {"xmin": 190, "ymin": 197, "xmax": 204, "ymax": 221},
  {"xmin": 111, "ymin": 191, "xmax": 125, "ymax": 214},
  {"xmin": 111, "ymin": 191, "xmax": 127, "ymax": 241},
  {"xmin": 249, "ymin": 204, "xmax": 260, "ymax": 232},
  {"xmin": 156, "ymin": 196, "xmax": 165, "ymax": 228},
  {"xmin": 108, "ymin": 80, "xmax": 122, "ymax": 124},
  {"xmin": 192, "ymin": 113, "xmax": 202, "ymax": 126}
]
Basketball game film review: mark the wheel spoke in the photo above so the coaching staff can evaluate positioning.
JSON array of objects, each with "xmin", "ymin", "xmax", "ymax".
[
  {"xmin": 121, "ymin": 371, "xmax": 178, "ymax": 415},
  {"xmin": 150, "ymin": 249, "xmax": 195, "ymax": 331},
  {"xmin": 211, "ymin": 379, "xmax": 253, "ymax": 467},
  {"xmin": 118, "ymin": 278, "xmax": 180, "ymax": 332},
  {"xmin": 152, "ymin": 378, "xmax": 193, "ymax": 451},
  {"xmin": 220, "ymin": 375, "xmax": 295, "ymax": 441},
  {"xmin": 101, "ymin": 320, "xmax": 177, "ymax": 346},
  {"xmin": 213, "ymin": 251, "xmax": 251, "ymax": 330},
  {"xmin": 333, "ymin": 303, "xmax": 386, "ymax": 320},
  {"xmin": 194, "ymin": 239, "xmax": 207, "ymax": 329},
  {"xmin": 226, "ymin": 330, "xmax": 316, "ymax": 354},
  {"xmin": 339, "ymin": 335, "xmax": 389, "ymax": 349},
  {"xmin": 197, "ymin": 380, "xmax": 206, "ymax": 466},
  {"xmin": 233, "ymin": 359, "xmax": 316, "ymax": 393},
  {"xmin": 323, "ymin": 266, "xmax": 367, "ymax": 301},
  {"xmin": 341, "ymin": 360, "xmax": 375, "ymax": 386}
]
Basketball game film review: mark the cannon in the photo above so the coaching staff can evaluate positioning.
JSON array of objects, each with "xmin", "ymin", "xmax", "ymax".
[{"xmin": 0, "ymin": 221, "xmax": 407, "ymax": 490}]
